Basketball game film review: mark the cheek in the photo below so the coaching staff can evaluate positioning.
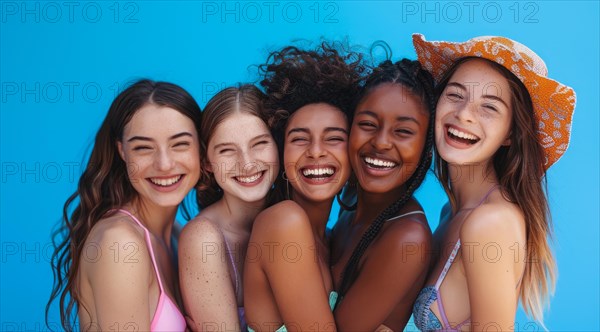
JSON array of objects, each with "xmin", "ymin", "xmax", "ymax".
[
  {"xmin": 283, "ymin": 146, "xmax": 300, "ymax": 173},
  {"xmin": 124, "ymin": 155, "xmax": 151, "ymax": 180}
]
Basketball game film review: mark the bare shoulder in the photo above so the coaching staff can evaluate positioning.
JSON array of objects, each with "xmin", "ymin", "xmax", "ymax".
[
  {"xmin": 252, "ymin": 200, "xmax": 311, "ymax": 240},
  {"xmin": 180, "ymin": 214, "xmax": 224, "ymax": 246},
  {"xmin": 381, "ymin": 199, "xmax": 432, "ymax": 247},
  {"xmin": 83, "ymin": 213, "xmax": 152, "ymax": 280},
  {"xmin": 86, "ymin": 213, "xmax": 147, "ymax": 250},
  {"xmin": 460, "ymin": 194, "xmax": 525, "ymax": 244}
]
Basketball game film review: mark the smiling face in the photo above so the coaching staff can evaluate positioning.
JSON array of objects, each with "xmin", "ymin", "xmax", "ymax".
[
  {"xmin": 118, "ymin": 104, "xmax": 201, "ymax": 208},
  {"xmin": 283, "ymin": 103, "xmax": 351, "ymax": 203},
  {"xmin": 350, "ymin": 83, "xmax": 429, "ymax": 196},
  {"xmin": 206, "ymin": 112, "xmax": 279, "ymax": 204},
  {"xmin": 435, "ymin": 58, "xmax": 513, "ymax": 167}
]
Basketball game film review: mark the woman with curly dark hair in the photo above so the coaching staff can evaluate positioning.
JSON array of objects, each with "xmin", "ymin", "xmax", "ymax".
[
  {"xmin": 330, "ymin": 55, "xmax": 436, "ymax": 330},
  {"xmin": 243, "ymin": 42, "xmax": 365, "ymax": 331}
]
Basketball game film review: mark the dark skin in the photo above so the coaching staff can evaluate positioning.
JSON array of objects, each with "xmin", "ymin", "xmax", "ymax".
[{"xmin": 330, "ymin": 84, "xmax": 433, "ymax": 331}]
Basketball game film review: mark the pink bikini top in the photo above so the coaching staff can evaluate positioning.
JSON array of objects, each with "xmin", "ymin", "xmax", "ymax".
[{"xmin": 118, "ymin": 209, "xmax": 186, "ymax": 332}]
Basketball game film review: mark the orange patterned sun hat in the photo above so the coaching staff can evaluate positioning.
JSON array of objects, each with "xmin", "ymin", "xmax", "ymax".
[{"xmin": 412, "ymin": 33, "xmax": 576, "ymax": 170}]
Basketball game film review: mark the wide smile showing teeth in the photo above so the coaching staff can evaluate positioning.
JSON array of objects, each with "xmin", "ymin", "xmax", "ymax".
[
  {"xmin": 235, "ymin": 171, "xmax": 264, "ymax": 183},
  {"xmin": 364, "ymin": 157, "xmax": 397, "ymax": 169},
  {"xmin": 447, "ymin": 126, "xmax": 480, "ymax": 144},
  {"xmin": 301, "ymin": 167, "xmax": 335, "ymax": 179},
  {"xmin": 149, "ymin": 175, "xmax": 183, "ymax": 187}
]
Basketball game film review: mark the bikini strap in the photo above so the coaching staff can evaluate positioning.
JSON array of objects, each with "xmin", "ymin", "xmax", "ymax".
[
  {"xmin": 385, "ymin": 210, "xmax": 425, "ymax": 222},
  {"xmin": 434, "ymin": 239, "xmax": 461, "ymax": 290},
  {"xmin": 117, "ymin": 209, "xmax": 165, "ymax": 293},
  {"xmin": 475, "ymin": 185, "xmax": 499, "ymax": 208},
  {"xmin": 222, "ymin": 236, "xmax": 241, "ymax": 300}
]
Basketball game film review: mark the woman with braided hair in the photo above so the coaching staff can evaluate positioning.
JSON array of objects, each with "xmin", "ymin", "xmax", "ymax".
[
  {"xmin": 330, "ymin": 57, "xmax": 436, "ymax": 331},
  {"xmin": 243, "ymin": 42, "xmax": 365, "ymax": 331}
]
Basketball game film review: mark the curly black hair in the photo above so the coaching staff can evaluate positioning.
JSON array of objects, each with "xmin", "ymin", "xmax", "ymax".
[{"xmin": 259, "ymin": 41, "xmax": 367, "ymax": 144}]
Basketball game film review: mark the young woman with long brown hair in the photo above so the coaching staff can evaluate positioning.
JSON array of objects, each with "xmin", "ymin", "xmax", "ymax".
[
  {"xmin": 179, "ymin": 85, "xmax": 280, "ymax": 331},
  {"xmin": 411, "ymin": 34, "xmax": 576, "ymax": 330},
  {"xmin": 47, "ymin": 79, "xmax": 202, "ymax": 331}
]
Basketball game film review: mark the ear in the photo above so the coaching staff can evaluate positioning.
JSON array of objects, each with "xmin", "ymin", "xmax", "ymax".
[
  {"xmin": 117, "ymin": 141, "xmax": 125, "ymax": 160},
  {"xmin": 502, "ymin": 133, "xmax": 512, "ymax": 146},
  {"xmin": 204, "ymin": 161, "xmax": 213, "ymax": 173}
]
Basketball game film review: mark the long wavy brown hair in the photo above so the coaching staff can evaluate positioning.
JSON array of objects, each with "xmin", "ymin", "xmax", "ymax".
[
  {"xmin": 46, "ymin": 79, "xmax": 202, "ymax": 331},
  {"xmin": 434, "ymin": 57, "xmax": 556, "ymax": 323}
]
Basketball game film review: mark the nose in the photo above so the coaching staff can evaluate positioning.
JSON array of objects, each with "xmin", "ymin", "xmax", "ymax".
[
  {"xmin": 306, "ymin": 140, "xmax": 327, "ymax": 158},
  {"xmin": 371, "ymin": 129, "xmax": 392, "ymax": 150},
  {"xmin": 154, "ymin": 149, "xmax": 176, "ymax": 172},
  {"xmin": 239, "ymin": 150, "xmax": 260, "ymax": 174},
  {"xmin": 454, "ymin": 102, "xmax": 477, "ymax": 123}
]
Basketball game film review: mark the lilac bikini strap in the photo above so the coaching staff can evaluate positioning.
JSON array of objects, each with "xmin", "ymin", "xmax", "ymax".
[
  {"xmin": 117, "ymin": 209, "xmax": 165, "ymax": 293},
  {"xmin": 222, "ymin": 234, "xmax": 241, "ymax": 300}
]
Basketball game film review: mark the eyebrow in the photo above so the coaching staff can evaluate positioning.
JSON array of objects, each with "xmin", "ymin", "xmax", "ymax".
[
  {"xmin": 127, "ymin": 132, "xmax": 193, "ymax": 142},
  {"xmin": 446, "ymin": 82, "xmax": 509, "ymax": 108},
  {"xmin": 287, "ymin": 127, "xmax": 348, "ymax": 136},
  {"xmin": 355, "ymin": 110, "xmax": 421, "ymax": 125}
]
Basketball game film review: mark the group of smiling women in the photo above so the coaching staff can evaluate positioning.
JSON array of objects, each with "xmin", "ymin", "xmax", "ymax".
[{"xmin": 48, "ymin": 33, "xmax": 576, "ymax": 331}]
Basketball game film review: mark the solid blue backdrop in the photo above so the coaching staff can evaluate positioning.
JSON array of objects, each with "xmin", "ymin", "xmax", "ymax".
[{"xmin": 1, "ymin": 1, "xmax": 598, "ymax": 330}]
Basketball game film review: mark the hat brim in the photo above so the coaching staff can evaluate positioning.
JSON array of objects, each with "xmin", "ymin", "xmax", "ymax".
[{"xmin": 412, "ymin": 33, "xmax": 576, "ymax": 169}]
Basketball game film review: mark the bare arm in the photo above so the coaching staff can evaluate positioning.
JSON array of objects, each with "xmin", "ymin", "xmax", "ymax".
[
  {"xmin": 460, "ymin": 205, "xmax": 525, "ymax": 331},
  {"xmin": 334, "ymin": 218, "xmax": 432, "ymax": 331},
  {"xmin": 85, "ymin": 221, "xmax": 153, "ymax": 331},
  {"xmin": 246, "ymin": 201, "xmax": 335, "ymax": 331},
  {"xmin": 179, "ymin": 218, "xmax": 241, "ymax": 331}
]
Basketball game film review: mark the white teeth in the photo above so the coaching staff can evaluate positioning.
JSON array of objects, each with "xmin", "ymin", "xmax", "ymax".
[
  {"xmin": 448, "ymin": 127, "xmax": 479, "ymax": 141},
  {"xmin": 302, "ymin": 167, "xmax": 335, "ymax": 177},
  {"xmin": 236, "ymin": 172, "xmax": 262, "ymax": 183},
  {"xmin": 364, "ymin": 157, "xmax": 397, "ymax": 168},
  {"xmin": 149, "ymin": 175, "xmax": 182, "ymax": 186}
]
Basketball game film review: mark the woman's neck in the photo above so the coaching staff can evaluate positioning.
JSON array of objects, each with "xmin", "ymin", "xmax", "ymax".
[
  {"xmin": 127, "ymin": 198, "xmax": 178, "ymax": 245},
  {"xmin": 292, "ymin": 193, "xmax": 333, "ymax": 241},
  {"xmin": 354, "ymin": 185, "xmax": 407, "ymax": 226},
  {"xmin": 214, "ymin": 194, "xmax": 266, "ymax": 236},
  {"xmin": 448, "ymin": 162, "xmax": 500, "ymax": 209}
]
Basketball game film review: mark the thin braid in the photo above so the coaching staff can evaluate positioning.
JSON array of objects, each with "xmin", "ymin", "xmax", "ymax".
[{"xmin": 338, "ymin": 58, "xmax": 436, "ymax": 299}]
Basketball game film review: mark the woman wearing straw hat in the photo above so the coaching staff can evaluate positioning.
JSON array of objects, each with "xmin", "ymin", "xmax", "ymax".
[{"xmin": 411, "ymin": 34, "xmax": 575, "ymax": 330}]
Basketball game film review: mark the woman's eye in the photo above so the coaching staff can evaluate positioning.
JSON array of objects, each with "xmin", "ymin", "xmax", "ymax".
[
  {"xmin": 326, "ymin": 136, "xmax": 346, "ymax": 142},
  {"xmin": 483, "ymin": 104, "xmax": 498, "ymax": 112},
  {"xmin": 357, "ymin": 121, "xmax": 376, "ymax": 129},
  {"xmin": 446, "ymin": 92, "xmax": 463, "ymax": 101},
  {"xmin": 173, "ymin": 141, "xmax": 191, "ymax": 148},
  {"xmin": 133, "ymin": 145, "xmax": 152, "ymax": 151},
  {"xmin": 254, "ymin": 140, "xmax": 269, "ymax": 147},
  {"xmin": 395, "ymin": 129, "xmax": 414, "ymax": 136},
  {"xmin": 290, "ymin": 137, "xmax": 308, "ymax": 143},
  {"xmin": 219, "ymin": 148, "xmax": 234, "ymax": 154}
]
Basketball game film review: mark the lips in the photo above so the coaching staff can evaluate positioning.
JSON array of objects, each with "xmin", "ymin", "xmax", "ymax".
[
  {"xmin": 363, "ymin": 156, "xmax": 398, "ymax": 169},
  {"xmin": 446, "ymin": 125, "xmax": 480, "ymax": 145},
  {"xmin": 299, "ymin": 165, "xmax": 336, "ymax": 183},
  {"xmin": 148, "ymin": 175, "xmax": 183, "ymax": 187},
  {"xmin": 234, "ymin": 171, "xmax": 265, "ymax": 185}
]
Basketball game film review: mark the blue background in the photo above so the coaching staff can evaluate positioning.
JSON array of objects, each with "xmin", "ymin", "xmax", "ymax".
[{"xmin": 1, "ymin": 1, "xmax": 598, "ymax": 330}]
